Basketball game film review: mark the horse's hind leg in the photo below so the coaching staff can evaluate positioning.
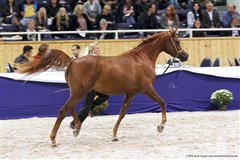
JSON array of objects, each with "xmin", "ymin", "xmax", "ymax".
[
  {"xmin": 112, "ymin": 93, "xmax": 135, "ymax": 141},
  {"xmin": 143, "ymin": 86, "xmax": 167, "ymax": 133},
  {"xmin": 50, "ymin": 94, "xmax": 83, "ymax": 147},
  {"xmin": 70, "ymin": 110, "xmax": 82, "ymax": 137}
]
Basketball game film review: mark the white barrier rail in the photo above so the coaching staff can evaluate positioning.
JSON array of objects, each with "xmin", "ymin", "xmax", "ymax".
[{"xmin": 0, "ymin": 28, "xmax": 239, "ymax": 41}]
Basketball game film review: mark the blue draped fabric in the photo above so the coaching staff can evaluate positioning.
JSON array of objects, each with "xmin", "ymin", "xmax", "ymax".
[{"xmin": 1, "ymin": 70, "xmax": 239, "ymax": 119}]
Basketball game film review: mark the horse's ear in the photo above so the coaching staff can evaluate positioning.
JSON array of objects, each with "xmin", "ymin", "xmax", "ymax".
[{"xmin": 169, "ymin": 28, "xmax": 177, "ymax": 37}]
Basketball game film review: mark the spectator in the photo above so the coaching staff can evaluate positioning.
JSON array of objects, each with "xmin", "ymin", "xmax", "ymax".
[
  {"xmin": 71, "ymin": 44, "xmax": 81, "ymax": 58},
  {"xmin": 71, "ymin": 0, "xmax": 87, "ymax": 8},
  {"xmin": 96, "ymin": 18, "xmax": 115, "ymax": 39},
  {"xmin": 52, "ymin": 7, "xmax": 71, "ymax": 38},
  {"xmin": 155, "ymin": 0, "xmax": 170, "ymax": 10},
  {"xmin": 14, "ymin": 45, "xmax": 33, "ymax": 67},
  {"xmin": 221, "ymin": 15, "xmax": 240, "ymax": 37},
  {"xmin": 198, "ymin": 0, "xmax": 208, "ymax": 8},
  {"xmin": 115, "ymin": 0, "xmax": 136, "ymax": 26},
  {"xmin": 169, "ymin": 0, "xmax": 181, "ymax": 9},
  {"xmin": 12, "ymin": 16, "xmax": 24, "ymax": 31},
  {"xmin": 35, "ymin": 7, "xmax": 48, "ymax": 30},
  {"xmin": 47, "ymin": 0, "xmax": 61, "ymax": 18},
  {"xmin": 202, "ymin": 1, "xmax": 221, "ymax": 28},
  {"xmin": 95, "ymin": 4, "xmax": 115, "ymax": 30},
  {"xmin": 35, "ymin": 7, "xmax": 53, "ymax": 39},
  {"xmin": 83, "ymin": 0, "xmax": 102, "ymax": 25},
  {"xmin": 222, "ymin": 3, "xmax": 240, "ymax": 27},
  {"xmin": 139, "ymin": 3, "xmax": 157, "ymax": 36},
  {"xmin": 134, "ymin": 0, "xmax": 149, "ymax": 19},
  {"xmin": 160, "ymin": 5, "xmax": 179, "ymax": 29},
  {"xmin": 71, "ymin": 4, "xmax": 91, "ymax": 38},
  {"xmin": 20, "ymin": 0, "xmax": 38, "ymax": 26},
  {"xmin": 59, "ymin": 0, "xmax": 72, "ymax": 11},
  {"xmin": 100, "ymin": 0, "xmax": 117, "ymax": 10},
  {"xmin": 178, "ymin": 0, "xmax": 192, "ymax": 9},
  {"xmin": 22, "ymin": 19, "xmax": 37, "ymax": 41},
  {"xmin": 192, "ymin": 18, "xmax": 207, "ymax": 37},
  {"xmin": 187, "ymin": 1, "xmax": 202, "ymax": 28},
  {"xmin": 2, "ymin": 0, "xmax": 21, "ymax": 25}
]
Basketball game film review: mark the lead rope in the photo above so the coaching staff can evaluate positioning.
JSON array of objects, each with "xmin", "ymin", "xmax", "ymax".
[{"xmin": 161, "ymin": 61, "xmax": 172, "ymax": 75}]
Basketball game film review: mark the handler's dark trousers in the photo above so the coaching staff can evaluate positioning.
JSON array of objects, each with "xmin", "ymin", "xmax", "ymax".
[{"xmin": 71, "ymin": 90, "xmax": 109, "ymax": 124}]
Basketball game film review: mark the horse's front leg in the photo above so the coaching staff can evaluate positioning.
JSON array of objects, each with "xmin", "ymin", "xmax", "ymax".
[
  {"xmin": 143, "ymin": 85, "xmax": 167, "ymax": 133},
  {"xmin": 112, "ymin": 93, "xmax": 135, "ymax": 141},
  {"xmin": 50, "ymin": 96, "xmax": 81, "ymax": 147}
]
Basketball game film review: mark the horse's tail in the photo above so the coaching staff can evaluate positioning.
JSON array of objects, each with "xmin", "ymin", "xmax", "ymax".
[{"xmin": 17, "ymin": 49, "xmax": 72, "ymax": 74}]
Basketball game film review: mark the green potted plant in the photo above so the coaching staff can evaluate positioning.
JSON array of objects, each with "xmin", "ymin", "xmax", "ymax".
[{"xmin": 210, "ymin": 89, "xmax": 234, "ymax": 111}]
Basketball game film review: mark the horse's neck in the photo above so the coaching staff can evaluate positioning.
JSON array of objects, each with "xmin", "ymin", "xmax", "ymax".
[{"xmin": 141, "ymin": 44, "xmax": 163, "ymax": 65}]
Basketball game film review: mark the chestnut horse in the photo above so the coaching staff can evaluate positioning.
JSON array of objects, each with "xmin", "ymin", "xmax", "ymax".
[{"xmin": 18, "ymin": 29, "xmax": 189, "ymax": 147}]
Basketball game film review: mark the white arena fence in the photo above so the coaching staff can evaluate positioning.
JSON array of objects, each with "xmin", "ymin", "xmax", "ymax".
[{"xmin": 0, "ymin": 28, "xmax": 239, "ymax": 41}]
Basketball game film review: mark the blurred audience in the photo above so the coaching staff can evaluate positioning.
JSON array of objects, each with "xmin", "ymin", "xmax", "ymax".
[
  {"xmin": 95, "ymin": 4, "xmax": 115, "ymax": 30},
  {"xmin": 0, "ymin": 0, "xmax": 238, "ymax": 39},
  {"xmin": 192, "ymin": 18, "xmax": 207, "ymax": 37},
  {"xmin": 155, "ymin": 0, "xmax": 170, "ymax": 10},
  {"xmin": 134, "ymin": 0, "xmax": 149, "ymax": 19},
  {"xmin": 169, "ymin": 0, "xmax": 181, "ymax": 9},
  {"xmin": 2, "ymin": 0, "xmax": 21, "ymax": 25},
  {"xmin": 187, "ymin": 1, "xmax": 202, "ymax": 28},
  {"xmin": 160, "ymin": 5, "xmax": 179, "ymax": 29},
  {"xmin": 100, "ymin": 0, "xmax": 117, "ymax": 10},
  {"xmin": 222, "ymin": 3, "xmax": 240, "ymax": 27},
  {"xmin": 139, "ymin": 3, "xmax": 157, "ymax": 36},
  {"xmin": 47, "ymin": 0, "xmax": 61, "ymax": 19},
  {"xmin": 115, "ymin": 0, "xmax": 136, "ymax": 26},
  {"xmin": 22, "ymin": 19, "xmax": 37, "ymax": 41},
  {"xmin": 221, "ymin": 15, "xmax": 240, "ymax": 37},
  {"xmin": 202, "ymin": 1, "xmax": 221, "ymax": 28},
  {"xmin": 35, "ymin": 7, "xmax": 48, "ymax": 30},
  {"xmin": 71, "ymin": 4, "xmax": 91, "ymax": 38},
  {"xmin": 96, "ymin": 18, "xmax": 115, "ymax": 39},
  {"xmin": 52, "ymin": 7, "xmax": 71, "ymax": 38},
  {"xmin": 20, "ymin": 0, "xmax": 38, "ymax": 26},
  {"xmin": 83, "ymin": 0, "xmax": 102, "ymax": 25}
]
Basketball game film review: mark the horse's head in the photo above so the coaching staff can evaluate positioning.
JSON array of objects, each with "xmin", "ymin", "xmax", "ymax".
[{"xmin": 163, "ymin": 28, "xmax": 189, "ymax": 62}]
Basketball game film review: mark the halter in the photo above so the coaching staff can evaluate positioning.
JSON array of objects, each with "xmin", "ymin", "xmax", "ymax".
[
  {"xmin": 167, "ymin": 31, "xmax": 184, "ymax": 58},
  {"xmin": 161, "ymin": 31, "xmax": 184, "ymax": 75}
]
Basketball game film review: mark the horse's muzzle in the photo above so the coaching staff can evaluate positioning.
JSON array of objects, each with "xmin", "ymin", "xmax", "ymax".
[{"xmin": 177, "ymin": 51, "xmax": 189, "ymax": 62}]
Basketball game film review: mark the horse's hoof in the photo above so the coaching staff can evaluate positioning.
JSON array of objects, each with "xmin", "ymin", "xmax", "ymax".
[
  {"xmin": 51, "ymin": 143, "xmax": 58, "ymax": 147},
  {"xmin": 157, "ymin": 125, "xmax": 164, "ymax": 133},
  {"xmin": 112, "ymin": 137, "xmax": 118, "ymax": 141},
  {"xmin": 73, "ymin": 128, "xmax": 80, "ymax": 137}
]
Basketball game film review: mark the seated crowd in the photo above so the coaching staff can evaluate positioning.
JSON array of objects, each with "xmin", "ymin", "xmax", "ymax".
[{"xmin": 0, "ymin": 0, "xmax": 239, "ymax": 39}]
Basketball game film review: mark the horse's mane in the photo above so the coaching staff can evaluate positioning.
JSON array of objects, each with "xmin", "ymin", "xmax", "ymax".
[{"xmin": 123, "ymin": 32, "xmax": 165, "ymax": 55}]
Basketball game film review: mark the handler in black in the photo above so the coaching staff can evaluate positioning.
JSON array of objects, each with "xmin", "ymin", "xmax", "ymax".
[{"xmin": 70, "ymin": 42, "xmax": 109, "ymax": 129}]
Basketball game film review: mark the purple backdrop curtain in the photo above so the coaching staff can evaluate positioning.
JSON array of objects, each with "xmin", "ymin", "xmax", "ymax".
[{"xmin": 1, "ymin": 70, "xmax": 239, "ymax": 119}]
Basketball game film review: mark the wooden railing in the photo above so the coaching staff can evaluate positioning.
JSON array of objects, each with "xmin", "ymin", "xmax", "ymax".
[{"xmin": 0, "ymin": 37, "xmax": 239, "ymax": 73}]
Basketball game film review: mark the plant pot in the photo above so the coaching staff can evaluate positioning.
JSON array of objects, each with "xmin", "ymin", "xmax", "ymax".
[{"xmin": 218, "ymin": 104, "xmax": 228, "ymax": 111}]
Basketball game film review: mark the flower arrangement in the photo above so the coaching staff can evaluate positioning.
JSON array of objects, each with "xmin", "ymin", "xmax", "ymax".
[{"xmin": 210, "ymin": 89, "xmax": 234, "ymax": 109}]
